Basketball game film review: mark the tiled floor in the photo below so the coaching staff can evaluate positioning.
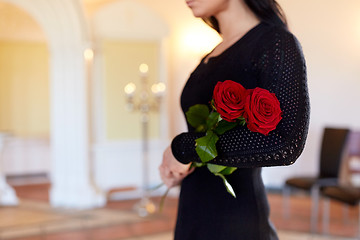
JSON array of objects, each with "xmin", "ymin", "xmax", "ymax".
[
  {"xmin": 0, "ymin": 199, "xmax": 143, "ymax": 239},
  {"xmin": 1, "ymin": 183, "xmax": 359, "ymax": 240}
]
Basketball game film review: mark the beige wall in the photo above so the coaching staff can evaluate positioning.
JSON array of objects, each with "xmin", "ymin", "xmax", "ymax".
[
  {"xmin": 0, "ymin": 40, "xmax": 161, "ymax": 140},
  {"xmin": 102, "ymin": 40, "xmax": 160, "ymax": 140},
  {"xmin": 1, "ymin": 0, "xmax": 360, "ymax": 186},
  {"xmin": 0, "ymin": 41, "xmax": 50, "ymax": 137},
  {"xmin": 279, "ymin": 0, "xmax": 360, "ymax": 128}
]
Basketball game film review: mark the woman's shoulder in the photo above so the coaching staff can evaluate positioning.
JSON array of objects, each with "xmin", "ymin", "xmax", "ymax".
[
  {"xmin": 257, "ymin": 22, "xmax": 303, "ymax": 53},
  {"xmin": 259, "ymin": 22, "xmax": 294, "ymax": 37}
]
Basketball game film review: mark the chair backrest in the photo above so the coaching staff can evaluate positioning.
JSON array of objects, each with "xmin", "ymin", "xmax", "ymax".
[
  {"xmin": 338, "ymin": 131, "xmax": 360, "ymax": 187},
  {"xmin": 319, "ymin": 127, "xmax": 350, "ymax": 178}
]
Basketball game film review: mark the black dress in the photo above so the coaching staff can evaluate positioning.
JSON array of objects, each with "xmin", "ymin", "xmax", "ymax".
[{"xmin": 171, "ymin": 22, "xmax": 310, "ymax": 240}]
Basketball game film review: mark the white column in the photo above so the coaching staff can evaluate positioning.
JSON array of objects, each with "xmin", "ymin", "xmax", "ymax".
[
  {"xmin": 48, "ymin": 45, "xmax": 105, "ymax": 209},
  {"xmin": 0, "ymin": 133, "xmax": 18, "ymax": 206}
]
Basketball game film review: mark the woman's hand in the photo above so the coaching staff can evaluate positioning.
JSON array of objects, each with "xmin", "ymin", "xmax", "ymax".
[{"xmin": 159, "ymin": 146, "xmax": 193, "ymax": 188}]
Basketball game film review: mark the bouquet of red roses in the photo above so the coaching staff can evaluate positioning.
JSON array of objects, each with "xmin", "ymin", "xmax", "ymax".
[{"xmin": 186, "ymin": 80, "xmax": 282, "ymax": 197}]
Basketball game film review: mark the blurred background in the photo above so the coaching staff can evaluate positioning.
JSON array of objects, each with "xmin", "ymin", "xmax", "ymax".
[
  {"xmin": 0, "ymin": 0, "xmax": 360, "ymax": 207},
  {"xmin": 1, "ymin": 0, "xmax": 360, "ymax": 239},
  {"xmin": 0, "ymin": 0, "xmax": 360, "ymax": 234}
]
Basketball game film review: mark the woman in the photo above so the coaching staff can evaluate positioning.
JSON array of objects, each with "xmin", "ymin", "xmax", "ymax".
[{"xmin": 159, "ymin": 0, "xmax": 310, "ymax": 239}]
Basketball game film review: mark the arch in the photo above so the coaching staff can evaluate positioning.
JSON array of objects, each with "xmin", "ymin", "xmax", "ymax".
[
  {"xmin": 93, "ymin": 0, "xmax": 168, "ymax": 40},
  {"xmin": 1, "ymin": 0, "xmax": 105, "ymax": 208},
  {"xmin": 2, "ymin": 0, "xmax": 87, "ymax": 46}
]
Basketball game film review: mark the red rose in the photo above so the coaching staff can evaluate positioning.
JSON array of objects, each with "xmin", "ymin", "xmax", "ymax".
[
  {"xmin": 213, "ymin": 80, "xmax": 248, "ymax": 122},
  {"xmin": 245, "ymin": 88, "xmax": 282, "ymax": 136}
]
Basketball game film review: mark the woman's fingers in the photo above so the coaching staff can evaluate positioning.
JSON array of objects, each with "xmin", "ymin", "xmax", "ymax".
[
  {"xmin": 172, "ymin": 171, "xmax": 183, "ymax": 180},
  {"xmin": 163, "ymin": 146, "xmax": 192, "ymax": 175},
  {"xmin": 164, "ymin": 178, "xmax": 180, "ymax": 188},
  {"xmin": 159, "ymin": 166, "xmax": 175, "ymax": 187},
  {"xmin": 159, "ymin": 146, "xmax": 195, "ymax": 188},
  {"xmin": 159, "ymin": 165, "xmax": 186, "ymax": 188}
]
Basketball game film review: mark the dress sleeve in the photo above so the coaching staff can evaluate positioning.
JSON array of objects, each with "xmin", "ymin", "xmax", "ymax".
[{"xmin": 171, "ymin": 29, "xmax": 310, "ymax": 168}]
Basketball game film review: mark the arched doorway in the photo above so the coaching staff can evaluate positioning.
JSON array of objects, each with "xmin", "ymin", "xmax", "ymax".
[
  {"xmin": 1, "ymin": 0, "xmax": 105, "ymax": 209},
  {"xmin": 0, "ymin": 1, "xmax": 50, "ymax": 176},
  {"xmin": 0, "ymin": 1, "xmax": 50, "ymax": 205}
]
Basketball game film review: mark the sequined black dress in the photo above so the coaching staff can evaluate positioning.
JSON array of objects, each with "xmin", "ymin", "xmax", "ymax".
[{"xmin": 171, "ymin": 22, "xmax": 310, "ymax": 240}]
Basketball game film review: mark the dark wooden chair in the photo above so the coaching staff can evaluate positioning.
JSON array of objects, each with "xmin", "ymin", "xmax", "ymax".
[
  {"xmin": 321, "ymin": 131, "xmax": 360, "ymax": 237},
  {"xmin": 321, "ymin": 186, "xmax": 360, "ymax": 237},
  {"xmin": 283, "ymin": 127, "xmax": 350, "ymax": 233}
]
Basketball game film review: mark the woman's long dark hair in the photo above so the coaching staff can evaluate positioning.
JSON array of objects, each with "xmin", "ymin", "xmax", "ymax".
[{"xmin": 203, "ymin": 0, "xmax": 287, "ymax": 33}]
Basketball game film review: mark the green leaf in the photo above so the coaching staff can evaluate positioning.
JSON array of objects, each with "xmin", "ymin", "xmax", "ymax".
[
  {"xmin": 195, "ymin": 125, "xmax": 207, "ymax": 133},
  {"xmin": 220, "ymin": 167, "xmax": 237, "ymax": 175},
  {"xmin": 159, "ymin": 187, "xmax": 170, "ymax": 212},
  {"xmin": 207, "ymin": 163, "xmax": 227, "ymax": 173},
  {"xmin": 238, "ymin": 116, "xmax": 246, "ymax": 126},
  {"xmin": 214, "ymin": 120, "xmax": 238, "ymax": 135},
  {"xmin": 206, "ymin": 112, "xmax": 220, "ymax": 130},
  {"xmin": 191, "ymin": 162, "xmax": 206, "ymax": 168},
  {"xmin": 215, "ymin": 173, "xmax": 236, "ymax": 198},
  {"xmin": 185, "ymin": 104, "xmax": 209, "ymax": 131},
  {"xmin": 195, "ymin": 130, "xmax": 219, "ymax": 163},
  {"xmin": 210, "ymin": 99, "xmax": 216, "ymax": 111}
]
